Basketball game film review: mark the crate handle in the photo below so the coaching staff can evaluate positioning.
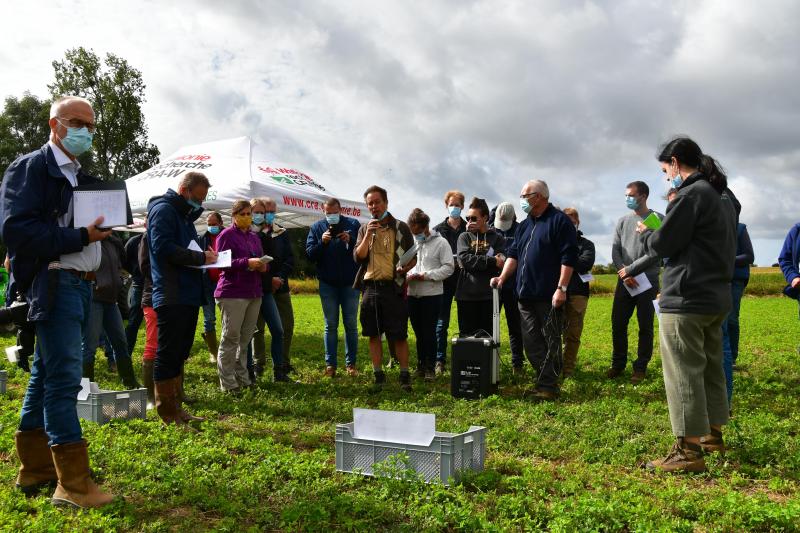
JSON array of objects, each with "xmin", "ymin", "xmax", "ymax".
[
  {"xmin": 115, "ymin": 393, "xmax": 130, "ymax": 400},
  {"xmin": 464, "ymin": 436, "xmax": 474, "ymax": 444}
]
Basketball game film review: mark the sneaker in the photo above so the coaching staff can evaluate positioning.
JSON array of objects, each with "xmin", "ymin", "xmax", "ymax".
[
  {"xmin": 399, "ymin": 370, "xmax": 412, "ymax": 392},
  {"xmin": 699, "ymin": 428, "xmax": 725, "ymax": 454},
  {"xmin": 424, "ymin": 370, "xmax": 435, "ymax": 382},
  {"xmin": 346, "ymin": 365, "xmax": 359, "ymax": 377},
  {"xmin": 435, "ymin": 362, "xmax": 445, "ymax": 376},
  {"xmin": 324, "ymin": 366, "xmax": 336, "ymax": 378},
  {"xmin": 527, "ymin": 388, "xmax": 559, "ymax": 402},
  {"xmin": 606, "ymin": 367, "xmax": 624, "ymax": 379},
  {"xmin": 630, "ymin": 370, "xmax": 646, "ymax": 385},
  {"xmin": 644, "ymin": 439, "xmax": 706, "ymax": 473}
]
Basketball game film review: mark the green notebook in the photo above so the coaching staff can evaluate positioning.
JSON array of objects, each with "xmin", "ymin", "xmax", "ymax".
[{"xmin": 642, "ymin": 212, "xmax": 661, "ymax": 230}]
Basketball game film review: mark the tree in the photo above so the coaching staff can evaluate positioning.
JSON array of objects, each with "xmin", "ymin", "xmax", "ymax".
[
  {"xmin": 48, "ymin": 47, "xmax": 159, "ymax": 180},
  {"xmin": 0, "ymin": 92, "xmax": 51, "ymax": 173}
]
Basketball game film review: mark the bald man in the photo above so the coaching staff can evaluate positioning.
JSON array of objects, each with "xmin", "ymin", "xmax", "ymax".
[{"xmin": 0, "ymin": 95, "xmax": 116, "ymax": 508}]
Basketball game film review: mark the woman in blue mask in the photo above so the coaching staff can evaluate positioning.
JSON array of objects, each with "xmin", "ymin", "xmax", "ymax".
[
  {"xmin": 640, "ymin": 137, "xmax": 738, "ymax": 473},
  {"xmin": 199, "ymin": 212, "xmax": 224, "ymax": 363}
]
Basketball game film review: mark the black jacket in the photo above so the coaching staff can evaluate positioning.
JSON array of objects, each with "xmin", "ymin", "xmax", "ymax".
[
  {"xmin": 256, "ymin": 225, "xmax": 294, "ymax": 294},
  {"xmin": 567, "ymin": 231, "xmax": 596, "ymax": 297},
  {"xmin": 433, "ymin": 217, "xmax": 466, "ymax": 291},
  {"xmin": 124, "ymin": 234, "xmax": 144, "ymax": 288},
  {"xmin": 94, "ymin": 235, "xmax": 126, "ymax": 304},
  {"xmin": 643, "ymin": 173, "xmax": 737, "ymax": 315},
  {"xmin": 455, "ymin": 229, "xmax": 506, "ymax": 301}
]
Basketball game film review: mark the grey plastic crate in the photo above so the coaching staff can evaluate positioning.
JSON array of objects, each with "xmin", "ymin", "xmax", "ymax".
[
  {"xmin": 0, "ymin": 370, "xmax": 6, "ymax": 394},
  {"xmin": 335, "ymin": 422, "xmax": 486, "ymax": 485},
  {"xmin": 77, "ymin": 388, "xmax": 147, "ymax": 425}
]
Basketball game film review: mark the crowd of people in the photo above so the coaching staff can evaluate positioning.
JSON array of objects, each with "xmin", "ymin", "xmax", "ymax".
[{"xmin": 0, "ymin": 94, "xmax": 797, "ymax": 509}]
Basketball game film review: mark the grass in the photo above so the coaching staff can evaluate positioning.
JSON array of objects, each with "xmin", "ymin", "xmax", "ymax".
[{"xmin": 0, "ymin": 294, "xmax": 798, "ymax": 531}]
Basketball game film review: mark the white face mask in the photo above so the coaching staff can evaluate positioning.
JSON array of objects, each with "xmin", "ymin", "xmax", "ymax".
[{"xmin": 495, "ymin": 218, "xmax": 512, "ymax": 232}]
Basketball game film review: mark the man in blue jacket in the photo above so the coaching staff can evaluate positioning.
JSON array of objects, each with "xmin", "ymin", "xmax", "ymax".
[
  {"xmin": 491, "ymin": 180, "xmax": 577, "ymax": 401},
  {"xmin": 0, "ymin": 96, "xmax": 115, "ymax": 508},
  {"xmin": 147, "ymin": 171, "xmax": 217, "ymax": 425},
  {"xmin": 779, "ymin": 222, "xmax": 800, "ymax": 321},
  {"xmin": 306, "ymin": 197, "xmax": 361, "ymax": 376}
]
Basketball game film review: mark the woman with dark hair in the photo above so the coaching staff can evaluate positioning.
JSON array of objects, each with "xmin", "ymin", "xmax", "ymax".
[
  {"xmin": 640, "ymin": 137, "xmax": 738, "ymax": 473},
  {"xmin": 455, "ymin": 197, "xmax": 506, "ymax": 338},
  {"xmin": 406, "ymin": 208, "xmax": 454, "ymax": 380},
  {"xmin": 214, "ymin": 200, "xmax": 268, "ymax": 392}
]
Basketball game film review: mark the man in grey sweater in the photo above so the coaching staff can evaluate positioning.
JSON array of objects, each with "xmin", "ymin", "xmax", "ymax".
[{"xmin": 609, "ymin": 181, "xmax": 663, "ymax": 384}]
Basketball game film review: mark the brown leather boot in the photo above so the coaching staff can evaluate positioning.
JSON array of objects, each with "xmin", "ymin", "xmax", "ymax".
[
  {"xmin": 700, "ymin": 427, "xmax": 725, "ymax": 454},
  {"xmin": 154, "ymin": 376, "xmax": 182, "ymax": 425},
  {"xmin": 177, "ymin": 372, "xmax": 205, "ymax": 423},
  {"xmin": 202, "ymin": 331, "xmax": 218, "ymax": 363},
  {"xmin": 645, "ymin": 438, "xmax": 706, "ymax": 473},
  {"xmin": 14, "ymin": 428, "xmax": 57, "ymax": 496},
  {"xmin": 142, "ymin": 359, "xmax": 155, "ymax": 409},
  {"xmin": 50, "ymin": 440, "xmax": 114, "ymax": 508}
]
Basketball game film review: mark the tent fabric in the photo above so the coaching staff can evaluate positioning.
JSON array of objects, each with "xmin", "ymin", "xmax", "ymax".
[{"xmin": 125, "ymin": 136, "xmax": 368, "ymax": 229}]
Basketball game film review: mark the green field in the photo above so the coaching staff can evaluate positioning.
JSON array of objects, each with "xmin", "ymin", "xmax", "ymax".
[{"xmin": 0, "ymin": 294, "xmax": 799, "ymax": 531}]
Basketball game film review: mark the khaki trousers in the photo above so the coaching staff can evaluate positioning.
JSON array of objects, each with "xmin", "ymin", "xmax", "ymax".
[
  {"xmin": 562, "ymin": 295, "xmax": 589, "ymax": 373},
  {"xmin": 216, "ymin": 298, "xmax": 261, "ymax": 391}
]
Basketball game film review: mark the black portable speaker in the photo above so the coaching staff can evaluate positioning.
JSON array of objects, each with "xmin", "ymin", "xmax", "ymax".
[{"xmin": 450, "ymin": 288, "xmax": 501, "ymax": 399}]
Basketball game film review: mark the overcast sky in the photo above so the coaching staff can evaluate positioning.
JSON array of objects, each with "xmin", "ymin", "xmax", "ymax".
[{"xmin": 2, "ymin": 0, "xmax": 798, "ymax": 264}]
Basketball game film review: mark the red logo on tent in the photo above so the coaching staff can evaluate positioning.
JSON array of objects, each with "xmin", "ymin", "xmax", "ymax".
[{"xmin": 258, "ymin": 167, "xmax": 327, "ymax": 192}]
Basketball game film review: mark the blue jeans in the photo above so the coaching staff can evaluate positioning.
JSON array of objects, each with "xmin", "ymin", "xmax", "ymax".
[
  {"xmin": 319, "ymin": 280, "xmax": 360, "ymax": 368},
  {"xmin": 435, "ymin": 283, "xmax": 456, "ymax": 364},
  {"xmin": 82, "ymin": 300, "xmax": 130, "ymax": 368},
  {"xmin": 19, "ymin": 271, "xmax": 91, "ymax": 445},
  {"xmin": 202, "ymin": 279, "xmax": 217, "ymax": 333},
  {"xmin": 125, "ymin": 284, "xmax": 144, "ymax": 357},
  {"xmin": 260, "ymin": 292, "xmax": 284, "ymax": 368},
  {"xmin": 722, "ymin": 279, "xmax": 746, "ymax": 405}
]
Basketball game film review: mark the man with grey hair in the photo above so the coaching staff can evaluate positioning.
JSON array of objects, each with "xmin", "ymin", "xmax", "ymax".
[
  {"xmin": 0, "ymin": 95, "xmax": 117, "ymax": 507},
  {"xmin": 491, "ymin": 180, "xmax": 578, "ymax": 400}
]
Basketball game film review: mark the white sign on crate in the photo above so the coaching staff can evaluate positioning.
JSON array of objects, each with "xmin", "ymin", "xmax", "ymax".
[{"xmin": 353, "ymin": 408, "xmax": 435, "ymax": 446}]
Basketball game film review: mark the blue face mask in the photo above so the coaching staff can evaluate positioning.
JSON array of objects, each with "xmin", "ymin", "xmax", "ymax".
[
  {"xmin": 58, "ymin": 123, "xmax": 94, "ymax": 157},
  {"xmin": 252, "ymin": 213, "xmax": 265, "ymax": 225},
  {"xmin": 520, "ymin": 197, "xmax": 532, "ymax": 214},
  {"xmin": 625, "ymin": 196, "xmax": 639, "ymax": 210},
  {"xmin": 187, "ymin": 198, "xmax": 202, "ymax": 210},
  {"xmin": 414, "ymin": 233, "xmax": 426, "ymax": 243},
  {"xmin": 208, "ymin": 225, "xmax": 221, "ymax": 235},
  {"xmin": 448, "ymin": 206, "xmax": 462, "ymax": 218},
  {"xmin": 671, "ymin": 173, "xmax": 683, "ymax": 189},
  {"xmin": 326, "ymin": 214, "xmax": 340, "ymax": 225},
  {"xmin": 374, "ymin": 211, "xmax": 389, "ymax": 221},
  {"xmin": 264, "ymin": 213, "xmax": 276, "ymax": 225}
]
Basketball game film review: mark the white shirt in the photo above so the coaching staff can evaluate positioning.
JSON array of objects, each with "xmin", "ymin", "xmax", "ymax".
[{"xmin": 49, "ymin": 141, "xmax": 101, "ymax": 272}]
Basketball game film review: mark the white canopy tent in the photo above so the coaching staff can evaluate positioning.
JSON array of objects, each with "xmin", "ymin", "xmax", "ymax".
[{"xmin": 124, "ymin": 136, "xmax": 368, "ymax": 229}]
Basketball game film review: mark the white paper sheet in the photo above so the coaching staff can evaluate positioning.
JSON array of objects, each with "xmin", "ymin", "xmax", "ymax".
[
  {"xmin": 188, "ymin": 240, "xmax": 203, "ymax": 252},
  {"xmin": 623, "ymin": 273, "xmax": 652, "ymax": 297},
  {"xmin": 578, "ymin": 273, "xmax": 594, "ymax": 282},
  {"xmin": 652, "ymin": 299, "xmax": 661, "ymax": 315},
  {"xmin": 353, "ymin": 408, "xmax": 435, "ymax": 446},
  {"xmin": 190, "ymin": 249, "xmax": 232, "ymax": 269},
  {"xmin": 73, "ymin": 190, "xmax": 128, "ymax": 228}
]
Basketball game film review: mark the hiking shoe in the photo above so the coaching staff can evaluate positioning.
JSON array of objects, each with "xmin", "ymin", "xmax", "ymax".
[
  {"xmin": 324, "ymin": 366, "xmax": 336, "ymax": 378},
  {"xmin": 399, "ymin": 370, "xmax": 412, "ymax": 392},
  {"xmin": 644, "ymin": 438, "xmax": 706, "ymax": 473},
  {"xmin": 606, "ymin": 367, "xmax": 624, "ymax": 379},
  {"xmin": 424, "ymin": 370, "xmax": 435, "ymax": 382},
  {"xmin": 699, "ymin": 428, "xmax": 725, "ymax": 454},
  {"xmin": 370, "ymin": 370, "xmax": 386, "ymax": 393},
  {"xmin": 435, "ymin": 362, "xmax": 445, "ymax": 376},
  {"xmin": 527, "ymin": 388, "xmax": 559, "ymax": 402},
  {"xmin": 630, "ymin": 370, "xmax": 646, "ymax": 385},
  {"xmin": 346, "ymin": 365, "xmax": 359, "ymax": 377}
]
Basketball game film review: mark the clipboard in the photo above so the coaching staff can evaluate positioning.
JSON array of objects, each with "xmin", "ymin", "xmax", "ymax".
[{"xmin": 73, "ymin": 181, "xmax": 134, "ymax": 229}]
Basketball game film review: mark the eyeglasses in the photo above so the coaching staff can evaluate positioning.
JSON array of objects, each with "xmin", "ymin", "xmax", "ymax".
[
  {"xmin": 465, "ymin": 216, "xmax": 480, "ymax": 222},
  {"xmin": 520, "ymin": 192, "xmax": 538, "ymax": 199},
  {"xmin": 57, "ymin": 117, "xmax": 96, "ymax": 134}
]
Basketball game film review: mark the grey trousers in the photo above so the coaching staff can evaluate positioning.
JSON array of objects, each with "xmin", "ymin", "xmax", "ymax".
[
  {"xmin": 659, "ymin": 312, "xmax": 729, "ymax": 437},
  {"xmin": 216, "ymin": 298, "xmax": 261, "ymax": 391}
]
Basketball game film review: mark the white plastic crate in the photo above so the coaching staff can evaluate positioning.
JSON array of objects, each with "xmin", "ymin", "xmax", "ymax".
[
  {"xmin": 0, "ymin": 370, "xmax": 6, "ymax": 394},
  {"xmin": 335, "ymin": 421, "xmax": 486, "ymax": 485},
  {"xmin": 77, "ymin": 388, "xmax": 147, "ymax": 425}
]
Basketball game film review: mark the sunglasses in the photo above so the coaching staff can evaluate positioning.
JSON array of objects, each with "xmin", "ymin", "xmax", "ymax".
[{"xmin": 466, "ymin": 216, "xmax": 481, "ymax": 222}]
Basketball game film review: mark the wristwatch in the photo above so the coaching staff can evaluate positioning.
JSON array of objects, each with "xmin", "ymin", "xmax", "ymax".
[{"xmin": 557, "ymin": 284, "xmax": 568, "ymax": 293}]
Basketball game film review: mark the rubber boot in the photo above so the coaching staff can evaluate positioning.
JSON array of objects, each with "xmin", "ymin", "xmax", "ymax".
[
  {"xmin": 50, "ymin": 440, "xmax": 114, "ymax": 508},
  {"xmin": 176, "ymin": 372, "xmax": 205, "ymax": 423},
  {"xmin": 115, "ymin": 354, "xmax": 142, "ymax": 389},
  {"xmin": 82, "ymin": 361, "xmax": 95, "ymax": 382},
  {"xmin": 154, "ymin": 377, "xmax": 183, "ymax": 425},
  {"xmin": 142, "ymin": 359, "xmax": 155, "ymax": 409},
  {"xmin": 14, "ymin": 428, "xmax": 57, "ymax": 496},
  {"xmin": 202, "ymin": 331, "xmax": 218, "ymax": 363}
]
